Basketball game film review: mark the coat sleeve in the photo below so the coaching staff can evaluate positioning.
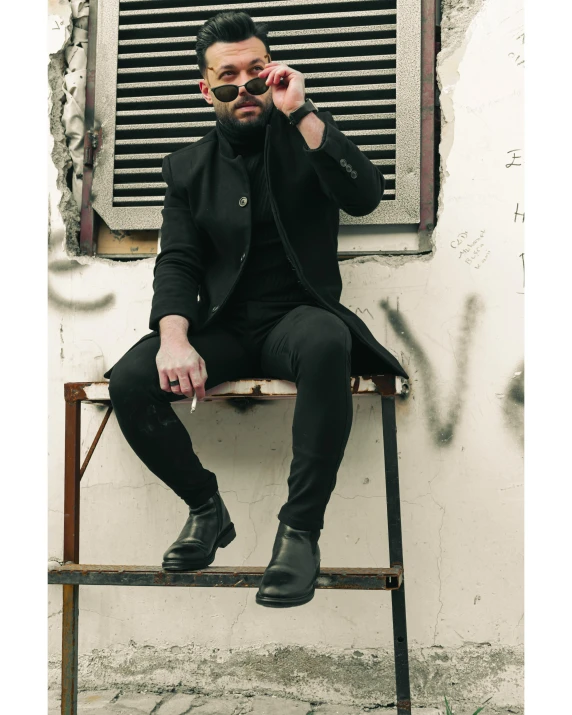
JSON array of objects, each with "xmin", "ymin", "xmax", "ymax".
[
  {"xmin": 148, "ymin": 154, "xmax": 206, "ymax": 333},
  {"xmin": 302, "ymin": 110, "xmax": 385, "ymax": 217}
]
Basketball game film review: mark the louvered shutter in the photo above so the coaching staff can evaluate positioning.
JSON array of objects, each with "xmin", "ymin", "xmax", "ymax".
[{"xmin": 92, "ymin": 0, "xmax": 421, "ymax": 230}]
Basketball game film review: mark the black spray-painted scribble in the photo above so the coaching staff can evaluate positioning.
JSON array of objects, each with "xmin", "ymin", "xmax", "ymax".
[
  {"xmin": 380, "ymin": 295, "xmax": 485, "ymax": 445},
  {"xmin": 502, "ymin": 362, "xmax": 524, "ymax": 447},
  {"xmin": 48, "ymin": 260, "xmax": 115, "ymax": 312}
]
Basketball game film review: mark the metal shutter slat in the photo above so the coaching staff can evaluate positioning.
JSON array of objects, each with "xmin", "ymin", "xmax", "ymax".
[
  {"xmin": 116, "ymin": 109, "xmax": 395, "ymax": 119},
  {"xmin": 117, "ymin": 68, "xmax": 396, "ymax": 80},
  {"xmin": 116, "ymin": 123, "xmax": 396, "ymax": 133},
  {"xmin": 114, "ymin": 167, "xmax": 397, "ymax": 179},
  {"xmin": 115, "ymin": 167, "xmax": 164, "ymax": 174},
  {"xmin": 114, "ymin": 182, "xmax": 167, "ymax": 189},
  {"xmin": 115, "ymin": 154, "xmax": 169, "ymax": 161},
  {"xmin": 118, "ymin": 0, "xmax": 395, "ymax": 20},
  {"xmin": 114, "ymin": 196, "xmax": 165, "ymax": 204},
  {"xmin": 116, "ymin": 56, "xmax": 397, "ymax": 74},
  {"xmin": 117, "ymin": 80, "xmax": 396, "ymax": 91}
]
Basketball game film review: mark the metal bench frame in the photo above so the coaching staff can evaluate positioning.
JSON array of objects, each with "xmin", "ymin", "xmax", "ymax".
[{"xmin": 49, "ymin": 376, "xmax": 412, "ymax": 714}]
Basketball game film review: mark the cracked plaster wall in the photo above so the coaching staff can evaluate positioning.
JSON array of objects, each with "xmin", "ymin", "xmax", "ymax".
[{"xmin": 48, "ymin": 0, "xmax": 524, "ymax": 710}]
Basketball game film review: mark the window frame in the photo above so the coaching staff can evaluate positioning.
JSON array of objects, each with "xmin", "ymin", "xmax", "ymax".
[{"xmin": 79, "ymin": 0, "xmax": 437, "ymax": 257}]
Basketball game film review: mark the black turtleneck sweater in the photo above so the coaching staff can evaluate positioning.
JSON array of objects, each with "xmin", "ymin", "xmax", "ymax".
[{"xmin": 215, "ymin": 108, "xmax": 318, "ymax": 331}]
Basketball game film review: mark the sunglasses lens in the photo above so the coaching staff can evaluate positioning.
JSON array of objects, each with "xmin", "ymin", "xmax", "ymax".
[
  {"xmin": 212, "ymin": 77, "xmax": 270, "ymax": 102},
  {"xmin": 246, "ymin": 77, "xmax": 269, "ymax": 95},
  {"xmin": 213, "ymin": 85, "xmax": 238, "ymax": 102}
]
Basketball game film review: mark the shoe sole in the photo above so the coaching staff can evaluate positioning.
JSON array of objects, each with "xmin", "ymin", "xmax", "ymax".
[
  {"xmin": 255, "ymin": 566, "xmax": 320, "ymax": 608},
  {"xmin": 161, "ymin": 522, "xmax": 237, "ymax": 571}
]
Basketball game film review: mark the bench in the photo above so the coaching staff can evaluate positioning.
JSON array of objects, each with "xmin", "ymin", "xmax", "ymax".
[{"xmin": 49, "ymin": 375, "xmax": 412, "ymax": 714}]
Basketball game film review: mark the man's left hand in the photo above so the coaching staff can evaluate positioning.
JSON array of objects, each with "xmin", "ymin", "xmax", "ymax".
[{"xmin": 258, "ymin": 62, "xmax": 306, "ymax": 117}]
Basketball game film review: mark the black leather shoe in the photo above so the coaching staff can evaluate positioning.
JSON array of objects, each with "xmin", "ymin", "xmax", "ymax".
[
  {"xmin": 162, "ymin": 491, "xmax": 236, "ymax": 571},
  {"xmin": 255, "ymin": 522, "xmax": 321, "ymax": 608}
]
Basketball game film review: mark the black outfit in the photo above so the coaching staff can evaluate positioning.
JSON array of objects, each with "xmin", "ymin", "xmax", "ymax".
[
  {"xmin": 216, "ymin": 106, "xmax": 321, "ymax": 346},
  {"xmin": 103, "ymin": 103, "xmax": 408, "ymax": 380},
  {"xmin": 107, "ymin": 110, "xmax": 354, "ymax": 531}
]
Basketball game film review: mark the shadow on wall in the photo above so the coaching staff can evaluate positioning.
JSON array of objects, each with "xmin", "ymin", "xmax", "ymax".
[{"xmin": 380, "ymin": 294, "xmax": 485, "ymax": 446}]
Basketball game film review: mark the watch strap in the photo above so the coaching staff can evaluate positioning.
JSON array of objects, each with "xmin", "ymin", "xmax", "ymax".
[{"xmin": 288, "ymin": 98, "xmax": 318, "ymax": 126}]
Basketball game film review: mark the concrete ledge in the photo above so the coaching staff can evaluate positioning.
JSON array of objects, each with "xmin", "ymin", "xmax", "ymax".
[{"xmin": 48, "ymin": 643, "xmax": 523, "ymax": 713}]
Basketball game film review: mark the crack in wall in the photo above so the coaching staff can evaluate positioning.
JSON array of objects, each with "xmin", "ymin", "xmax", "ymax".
[
  {"xmin": 429, "ymin": 487, "xmax": 446, "ymax": 646},
  {"xmin": 228, "ymin": 594, "xmax": 250, "ymax": 651}
]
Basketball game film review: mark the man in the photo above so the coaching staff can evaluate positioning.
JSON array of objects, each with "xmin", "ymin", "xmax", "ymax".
[{"xmin": 104, "ymin": 11, "xmax": 408, "ymax": 608}]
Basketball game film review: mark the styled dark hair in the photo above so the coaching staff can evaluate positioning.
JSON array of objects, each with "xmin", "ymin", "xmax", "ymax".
[{"xmin": 195, "ymin": 11, "xmax": 272, "ymax": 80}]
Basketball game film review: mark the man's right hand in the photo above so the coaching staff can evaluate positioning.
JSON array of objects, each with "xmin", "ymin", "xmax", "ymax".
[{"xmin": 157, "ymin": 316, "xmax": 208, "ymax": 399}]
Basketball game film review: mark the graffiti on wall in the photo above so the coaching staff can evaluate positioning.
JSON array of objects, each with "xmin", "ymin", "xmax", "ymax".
[
  {"xmin": 513, "ymin": 203, "xmax": 525, "ymax": 223},
  {"xmin": 48, "ymin": 260, "xmax": 115, "ymax": 312},
  {"xmin": 501, "ymin": 362, "xmax": 524, "ymax": 447},
  {"xmin": 450, "ymin": 229, "xmax": 491, "ymax": 270},
  {"xmin": 380, "ymin": 295, "xmax": 485, "ymax": 445}
]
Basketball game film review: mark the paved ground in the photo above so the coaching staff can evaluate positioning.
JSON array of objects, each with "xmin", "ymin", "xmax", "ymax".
[{"xmin": 48, "ymin": 690, "xmax": 444, "ymax": 714}]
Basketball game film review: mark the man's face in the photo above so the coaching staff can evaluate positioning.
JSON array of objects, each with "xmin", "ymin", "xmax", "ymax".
[{"xmin": 198, "ymin": 37, "xmax": 274, "ymax": 131}]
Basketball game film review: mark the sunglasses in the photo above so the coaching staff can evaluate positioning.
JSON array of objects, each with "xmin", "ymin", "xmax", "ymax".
[{"xmin": 210, "ymin": 76, "xmax": 270, "ymax": 103}]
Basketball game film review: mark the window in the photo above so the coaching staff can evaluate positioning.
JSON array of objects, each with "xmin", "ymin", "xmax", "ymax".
[{"xmin": 82, "ymin": 0, "xmax": 436, "ymax": 257}]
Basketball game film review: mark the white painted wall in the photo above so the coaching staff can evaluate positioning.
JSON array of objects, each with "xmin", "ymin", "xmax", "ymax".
[{"xmin": 48, "ymin": 0, "xmax": 524, "ymax": 708}]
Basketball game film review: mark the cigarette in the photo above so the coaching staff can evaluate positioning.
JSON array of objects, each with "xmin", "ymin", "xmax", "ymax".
[{"xmin": 190, "ymin": 392, "xmax": 198, "ymax": 413}]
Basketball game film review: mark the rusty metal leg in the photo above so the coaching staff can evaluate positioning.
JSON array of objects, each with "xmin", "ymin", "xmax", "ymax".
[
  {"xmin": 381, "ymin": 396, "xmax": 411, "ymax": 715},
  {"xmin": 61, "ymin": 399, "xmax": 81, "ymax": 715},
  {"xmin": 61, "ymin": 585, "xmax": 79, "ymax": 715}
]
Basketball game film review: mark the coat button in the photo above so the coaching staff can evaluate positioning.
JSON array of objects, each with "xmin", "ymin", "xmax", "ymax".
[
  {"xmin": 240, "ymin": 252, "xmax": 246, "ymax": 261},
  {"xmin": 340, "ymin": 158, "xmax": 347, "ymax": 167},
  {"xmin": 346, "ymin": 164, "xmax": 353, "ymax": 173},
  {"xmin": 212, "ymin": 305, "xmax": 219, "ymax": 312},
  {"xmin": 239, "ymin": 196, "xmax": 248, "ymax": 207},
  {"xmin": 351, "ymin": 170, "xmax": 357, "ymax": 178}
]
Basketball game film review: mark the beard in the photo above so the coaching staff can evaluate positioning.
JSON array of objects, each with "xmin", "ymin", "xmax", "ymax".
[{"xmin": 215, "ymin": 96, "xmax": 275, "ymax": 138}]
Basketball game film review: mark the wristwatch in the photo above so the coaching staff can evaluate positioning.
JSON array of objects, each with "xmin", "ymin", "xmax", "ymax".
[{"xmin": 287, "ymin": 98, "xmax": 318, "ymax": 126}]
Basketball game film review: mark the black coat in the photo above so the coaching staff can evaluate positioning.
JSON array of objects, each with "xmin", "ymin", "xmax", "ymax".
[{"xmin": 104, "ymin": 107, "xmax": 408, "ymax": 380}]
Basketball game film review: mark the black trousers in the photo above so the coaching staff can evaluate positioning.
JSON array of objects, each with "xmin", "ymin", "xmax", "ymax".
[{"xmin": 107, "ymin": 302, "xmax": 353, "ymax": 531}]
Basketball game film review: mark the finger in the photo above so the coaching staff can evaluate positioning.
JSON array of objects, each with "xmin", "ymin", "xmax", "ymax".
[
  {"xmin": 189, "ymin": 364, "xmax": 206, "ymax": 401},
  {"xmin": 158, "ymin": 369, "xmax": 171, "ymax": 393},
  {"xmin": 274, "ymin": 67, "xmax": 288, "ymax": 84},
  {"xmin": 176, "ymin": 370, "xmax": 193, "ymax": 397},
  {"xmin": 167, "ymin": 370, "xmax": 182, "ymax": 393},
  {"xmin": 261, "ymin": 61, "xmax": 280, "ymax": 72},
  {"xmin": 275, "ymin": 69, "xmax": 289, "ymax": 86},
  {"xmin": 265, "ymin": 66, "xmax": 286, "ymax": 84},
  {"xmin": 198, "ymin": 362, "xmax": 208, "ymax": 401}
]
